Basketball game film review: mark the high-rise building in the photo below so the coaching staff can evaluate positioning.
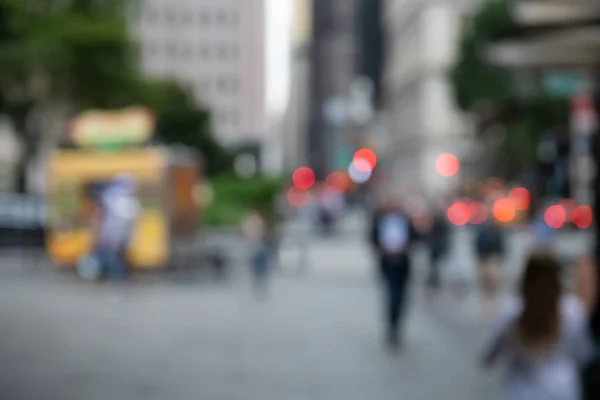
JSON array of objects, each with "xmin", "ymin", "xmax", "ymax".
[
  {"xmin": 383, "ymin": 0, "xmax": 480, "ymax": 197},
  {"xmin": 281, "ymin": 0, "xmax": 312, "ymax": 173},
  {"xmin": 308, "ymin": 0, "xmax": 360, "ymax": 179},
  {"xmin": 355, "ymin": 0, "xmax": 385, "ymax": 110},
  {"xmin": 132, "ymin": 0, "xmax": 266, "ymax": 146}
]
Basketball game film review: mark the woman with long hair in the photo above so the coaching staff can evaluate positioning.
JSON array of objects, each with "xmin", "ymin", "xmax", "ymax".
[{"xmin": 481, "ymin": 253, "xmax": 597, "ymax": 399}]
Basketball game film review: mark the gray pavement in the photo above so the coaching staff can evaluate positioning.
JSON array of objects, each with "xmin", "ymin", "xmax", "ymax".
[
  {"xmin": 0, "ymin": 275, "xmax": 500, "ymax": 400},
  {"xmin": 0, "ymin": 211, "xmax": 591, "ymax": 400}
]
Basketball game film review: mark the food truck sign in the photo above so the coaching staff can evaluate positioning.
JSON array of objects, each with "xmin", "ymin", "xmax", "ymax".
[{"xmin": 68, "ymin": 107, "xmax": 155, "ymax": 149}]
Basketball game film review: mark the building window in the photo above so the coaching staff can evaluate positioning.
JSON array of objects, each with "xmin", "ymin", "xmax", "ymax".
[
  {"xmin": 181, "ymin": 45, "xmax": 192, "ymax": 59},
  {"xmin": 165, "ymin": 9, "xmax": 176, "ymax": 25},
  {"xmin": 217, "ymin": 78, "xmax": 227, "ymax": 92},
  {"xmin": 230, "ymin": 110, "xmax": 239, "ymax": 126},
  {"xmin": 230, "ymin": 11, "xmax": 239, "ymax": 26},
  {"xmin": 144, "ymin": 8, "xmax": 157, "ymax": 24},
  {"xmin": 166, "ymin": 43, "xmax": 177, "ymax": 58},
  {"xmin": 198, "ymin": 44, "xmax": 209, "ymax": 60},
  {"xmin": 216, "ymin": 10, "xmax": 227, "ymax": 25},
  {"xmin": 230, "ymin": 78, "xmax": 239, "ymax": 93},
  {"xmin": 181, "ymin": 10, "xmax": 193, "ymax": 25},
  {"xmin": 231, "ymin": 45, "xmax": 240, "ymax": 61},
  {"xmin": 196, "ymin": 80, "xmax": 206, "ymax": 94},
  {"xmin": 218, "ymin": 44, "xmax": 228, "ymax": 60},
  {"xmin": 201, "ymin": 80, "xmax": 210, "ymax": 92},
  {"xmin": 218, "ymin": 110, "xmax": 228, "ymax": 125},
  {"xmin": 144, "ymin": 43, "xmax": 158, "ymax": 57},
  {"xmin": 198, "ymin": 10, "xmax": 210, "ymax": 26}
]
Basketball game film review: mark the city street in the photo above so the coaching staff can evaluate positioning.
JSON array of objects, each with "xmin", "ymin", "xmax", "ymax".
[{"xmin": 0, "ymin": 212, "xmax": 591, "ymax": 400}]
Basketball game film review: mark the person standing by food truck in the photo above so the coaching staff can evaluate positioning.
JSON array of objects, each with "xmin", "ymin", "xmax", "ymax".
[{"xmin": 95, "ymin": 174, "xmax": 140, "ymax": 280}]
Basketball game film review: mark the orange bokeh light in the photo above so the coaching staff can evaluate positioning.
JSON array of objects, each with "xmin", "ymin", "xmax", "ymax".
[
  {"xmin": 353, "ymin": 148, "xmax": 377, "ymax": 171},
  {"xmin": 544, "ymin": 205, "xmax": 567, "ymax": 229},
  {"xmin": 292, "ymin": 167, "xmax": 315, "ymax": 190},
  {"xmin": 572, "ymin": 205, "xmax": 593, "ymax": 229},
  {"xmin": 493, "ymin": 198, "xmax": 517, "ymax": 223},
  {"xmin": 469, "ymin": 202, "xmax": 487, "ymax": 225},
  {"xmin": 287, "ymin": 187, "xmax": 311, "ymax": 208},
  {"xmin": 509, "ymin": 188, "xmax": 530, "ymax": 211},
  {"xmin": 436, "ymin": 153, "xmax": 460, "ymax": 177},
  {"xmin": 325, "ymin": 172, "xmax": 349, "ymax": 194},
  {"xmin": 447, "ymin": 202, "xmax": 470, "ymax": 226}
]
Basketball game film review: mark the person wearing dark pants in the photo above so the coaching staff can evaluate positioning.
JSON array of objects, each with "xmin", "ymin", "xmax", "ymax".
[
  {"xmin": 381, "ymin": 253, "xmax": 410, "ymax": 346},
  {"xmin": 370, "ymin": 194, "xmax": 418, "ymax": 349},
  {"xmin": 426, "ymin": 211, "xmax": 450, "ymax": 297}
]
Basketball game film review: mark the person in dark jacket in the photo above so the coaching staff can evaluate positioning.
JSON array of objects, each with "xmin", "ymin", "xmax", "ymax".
[
  {"xmin": 370, "ymin": 194, "xmax": 418, "ymax": 349},
  {"xmin": 474, "ymin": 216, "xmax": 505, "ymax": 315}
]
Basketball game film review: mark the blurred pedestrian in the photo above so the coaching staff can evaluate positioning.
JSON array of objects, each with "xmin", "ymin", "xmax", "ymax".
[
  {"xmin": 370, "ymin": 193, "xmax": 418, "ymax": 349},
  {"xmin": 531, "ymin": 200, "xmax": 556, "ymax": 252},
  {"xmin": 95, "ymin": 174, "xmax": 140, "ymax": 281},
  {"xmin": 481, "ymin": 253, "xmax": 597, "ymax": 400},
  {"xmin": 242, "ymin": 208, "xmax": 274, "ymax": 295},
  {"xmin": 315, "ymin": 185, "xmax": 345, "ymax": 235},
  {"xmin": 426, "ymin": 199, "xmax": 451, "ymax": 299},
  {"xmin": 474, "ymin": 213, "xmax": 505, "ymax": 316}
]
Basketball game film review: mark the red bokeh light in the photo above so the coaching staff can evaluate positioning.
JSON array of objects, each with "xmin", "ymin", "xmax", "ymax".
[
  {"xmin": 436, "ymin": 153, "xmax": 460, "ymax": 177},
  {"xmin": 493, "ymin": 198, "xmax": 516, "ymax": 223},
  {"xmin": 561, "ymin": 199, "xmax": 576, "ymax": 222},
  {"xmin": 572, "ymin": 205, "xmax": 593, "ymax": 229},
  {"xmin": 509, "ymin": 188, "xmax": 530, "ymax": 211},
  {"xmin": 292, "ymin": 167, "xmax": 315, "ymax": 190},
  {"xmin": 469, "ymin": 202, "xmax": 487, "ymax": 225},
  {"xmin": 353, "ymin": 148, "xmax": 377, "ymax": 171},
  {"xmin": 484, "ymin": 178, "xmax": 505, "ymax": 197},
  {"xmin": 325, "ymin": 172, "xmax": 349, "ymax": 194},
  {"xmin": 447, "ymin": 202, "xmax": 470, "ymax": 226},
  {"xmin": 287, "ymin": 187, "xmax": 311, "ymax": 208},
  {"xmin": 544, "ymin": 205, "xmax": 567, "ymax": 229}
]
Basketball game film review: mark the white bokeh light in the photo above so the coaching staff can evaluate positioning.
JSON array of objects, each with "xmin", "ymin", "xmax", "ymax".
[{"xmin": 348, "ymin": 159, "xmax": 372, "ymax": 184}]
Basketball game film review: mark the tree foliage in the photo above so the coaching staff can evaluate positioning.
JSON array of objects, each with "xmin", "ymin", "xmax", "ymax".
[
  {"xmin": 449, "ymin": 0, "xmax": 515, "ymax": 111},
  {"xmin": 0, "ymin": 0, "xmax": 230, "ymax": 189},
  {"xmin": 449, "ymin": 0, "xmax": 570, "ymax": 171},
  {"xmin": 129, "ymin": 79, "xmax": 232, "ymax": 177}
]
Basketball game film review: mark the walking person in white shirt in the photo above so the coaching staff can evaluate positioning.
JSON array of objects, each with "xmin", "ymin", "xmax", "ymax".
[{"xmin": 370, "ymin": 194, "xmax": 419, "ymax": 349}]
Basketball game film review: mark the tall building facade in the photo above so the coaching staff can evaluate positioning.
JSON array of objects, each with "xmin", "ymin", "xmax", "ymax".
[
  {"xmin": 356, "ymin": 0, "xmax": 385, "ymax": 110},
  {"xmin": 132, "ymin": 0, "xmax": 266, "ymax": 146},
  {"xmin": 308, "ymin": 0, "xmax": 360, "ymax": 179},
  {"xmin": 281, "ymin": 0, "xmax": 312, "ymax": 173},
  {"xmin": 383, "ymin": 0, "xmax": 480, "ymax": 198}
]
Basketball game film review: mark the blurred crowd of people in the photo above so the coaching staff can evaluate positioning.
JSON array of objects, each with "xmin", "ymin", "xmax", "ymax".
[
  {"xmin": 366, "ymin": 187, "xmax": 600, "ymax": 400},
  {"xmin": 237, "ymin": 181, "xmax": 600, "ymax": 399}
]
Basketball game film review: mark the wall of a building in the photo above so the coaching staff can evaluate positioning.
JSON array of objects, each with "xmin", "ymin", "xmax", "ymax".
[
  {"xmin": 281, "ymin": 0, "xmax": 312, "ymax": 173},
  {"xmin": 308, "ymin": 0, "xmax": 360, "ymax": 179},
  {"xmin": 383, "ymin": 0, "xmax": 479, "ymax": 198},
  {"xmin": 133, "ymin": 0, "xmax": 266, "ymax": 146}
]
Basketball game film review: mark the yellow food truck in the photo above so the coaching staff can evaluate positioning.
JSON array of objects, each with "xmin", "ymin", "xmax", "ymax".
[{"xmin": 46, "ymin": 107, "xmax": 201, "ymax": 271}]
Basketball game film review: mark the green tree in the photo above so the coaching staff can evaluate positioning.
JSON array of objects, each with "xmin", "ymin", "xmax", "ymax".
[
  {"xmin": 129, "ymin": 79, "xmax": 232, "ymax": 177},
  {"xmin": 449, "ymin": 0, "xmax": 570, "ymax": 173},
  {"xmin": 0, "ymin": 0, "xmax": 138, "ymax": 191},
  {"xmin": 0, "ymin": 0, "xmax": 230, "ymax": 188},
  {"xmin": 449, "ymin": 0, "xmax": 515, "ymax": 112}
]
